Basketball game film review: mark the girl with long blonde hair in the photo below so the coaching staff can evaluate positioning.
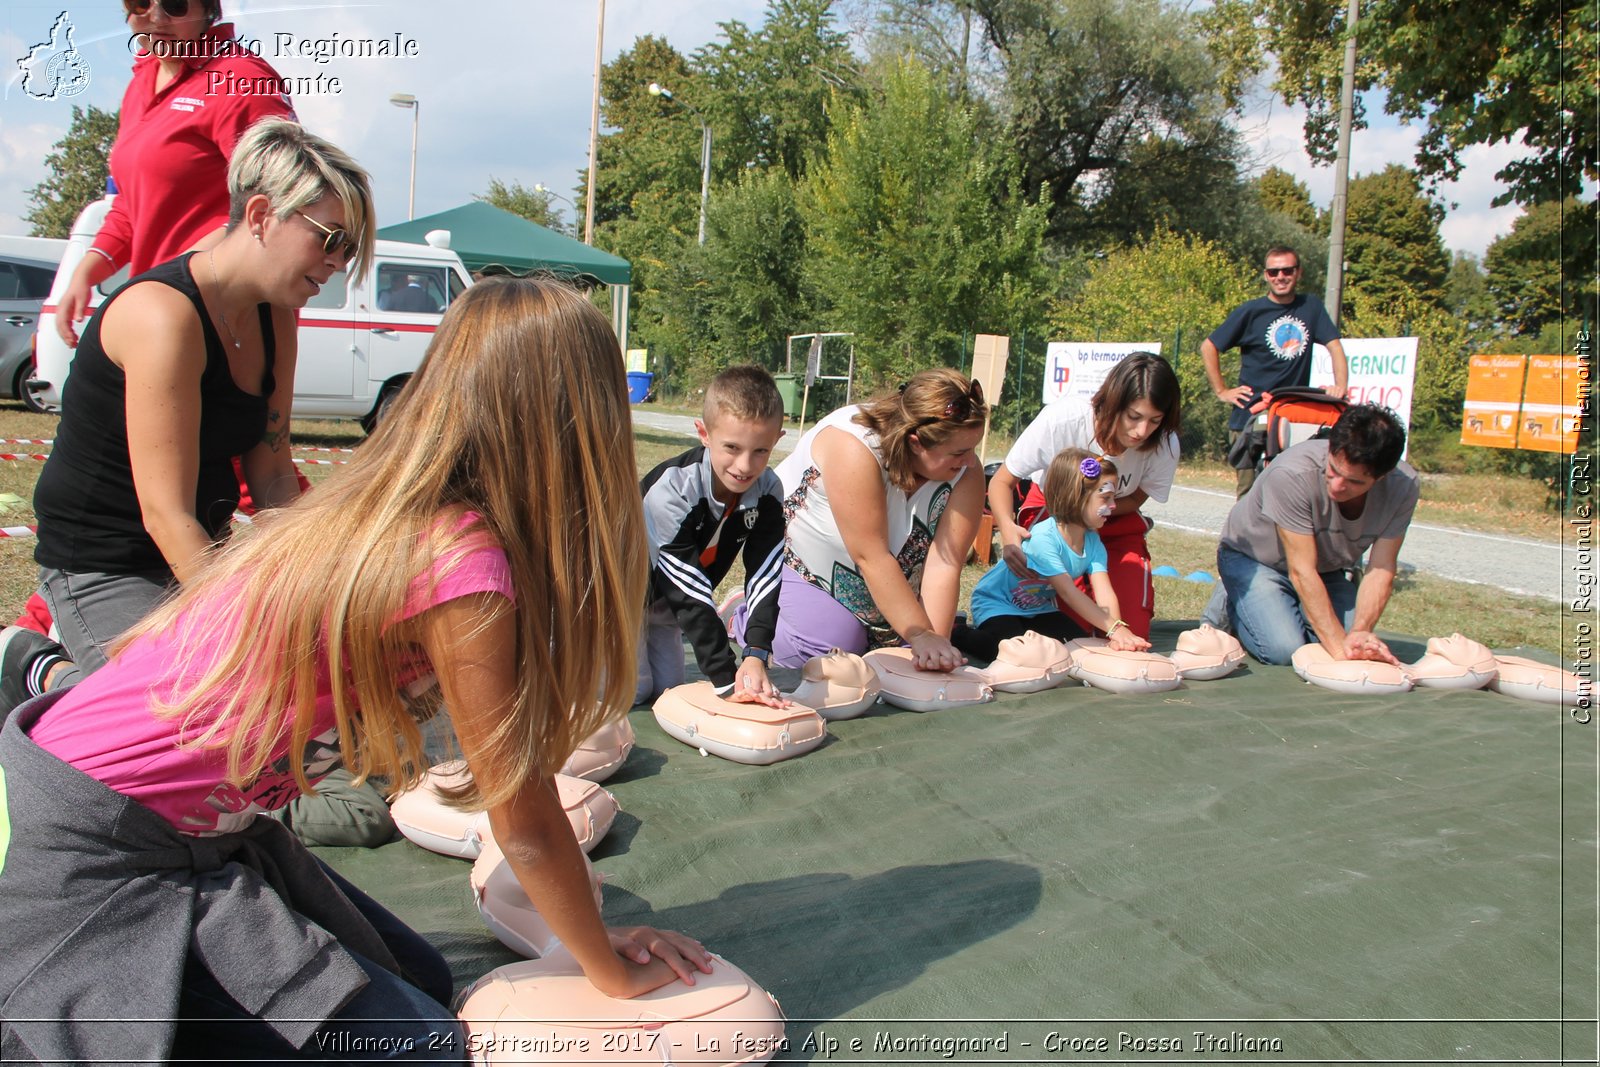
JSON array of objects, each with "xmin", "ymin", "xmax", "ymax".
[{"xmin": 0, "ymin": 277, "xmax": 709, "ymax": 1063}]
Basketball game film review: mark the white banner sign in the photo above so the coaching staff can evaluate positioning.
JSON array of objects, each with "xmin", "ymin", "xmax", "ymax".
[
  {"xmin": 1312, "ymin": 337, "xmax": 1414, "ymax": 460},
  {"xmin": 1042, "ymin": 342, "xmax": 1161, "ymax": 405},
  {"xmin": 1311, "ymin": 336, "xmax": 1418, "ymax": 456}
]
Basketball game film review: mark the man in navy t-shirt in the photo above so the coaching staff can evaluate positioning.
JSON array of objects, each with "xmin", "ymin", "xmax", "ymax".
[{"xmin": 1201, "ymin": 246, "xmax": 1348, "ymax": 497}]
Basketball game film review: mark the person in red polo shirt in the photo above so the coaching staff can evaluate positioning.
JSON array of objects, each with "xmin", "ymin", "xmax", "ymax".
[{"xmin": 57, "ymin": 0, "xmax": 295, "ymax": 339}]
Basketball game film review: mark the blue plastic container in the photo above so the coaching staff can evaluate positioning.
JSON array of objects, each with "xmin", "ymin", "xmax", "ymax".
[{"xmin": 626, "ymin": 371, "xmax": 654, "ymax": 404}]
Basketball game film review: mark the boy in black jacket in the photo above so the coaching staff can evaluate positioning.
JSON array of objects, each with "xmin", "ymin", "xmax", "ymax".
[{"xmin": 636, "ymin": 366, "xmax": 787, "ymax": 705}]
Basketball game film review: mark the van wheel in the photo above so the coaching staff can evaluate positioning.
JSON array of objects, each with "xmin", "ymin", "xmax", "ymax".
[
  {"xmin": 360, "ymin": 380, "xmax": 406, "ymax": 435},
  {"xmin": 15, "ymin": 362, "xmax": 45, "ymax": 414}
]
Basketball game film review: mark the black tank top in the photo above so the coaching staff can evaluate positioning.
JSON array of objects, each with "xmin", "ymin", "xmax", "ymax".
[{"xmin": 34, "ymin": 253, "xmax": 276, "ymax": 575}]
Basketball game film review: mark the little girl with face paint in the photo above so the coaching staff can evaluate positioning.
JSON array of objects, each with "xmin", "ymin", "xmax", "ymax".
[{"xmin": 954, "ymin": 448, "xmax": 1153, "ymax": 662}]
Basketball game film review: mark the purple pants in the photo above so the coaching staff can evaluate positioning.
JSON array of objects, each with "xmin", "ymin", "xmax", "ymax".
[{"xmin": 730, "ymin": 566, "xmax": 870, "ymax": 668}]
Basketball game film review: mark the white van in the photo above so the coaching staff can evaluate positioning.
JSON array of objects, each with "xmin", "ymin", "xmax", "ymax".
[{"xmin": 31, "ymin": 197, "xmax": 473, "ymax": 430}]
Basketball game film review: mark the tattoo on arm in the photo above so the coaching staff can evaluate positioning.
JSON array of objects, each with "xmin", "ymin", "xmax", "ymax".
[{"xmin": 262, "ymin": 409, "xmax": 288, "ymax": 452}]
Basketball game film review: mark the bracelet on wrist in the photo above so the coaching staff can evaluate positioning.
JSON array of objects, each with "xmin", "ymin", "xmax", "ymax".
[{"xmin": 1106, "ymin": 619, "xmax": 1128, "ymax": 636}]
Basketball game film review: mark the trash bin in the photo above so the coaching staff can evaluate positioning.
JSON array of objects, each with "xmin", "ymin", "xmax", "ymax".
[
  {"xmin": 772, "ymin": 373, "xmax": 800, "ymax": 419},
  {"xmin": 626, "ymin": 371, "xmax": 654, "ymax": 404}
]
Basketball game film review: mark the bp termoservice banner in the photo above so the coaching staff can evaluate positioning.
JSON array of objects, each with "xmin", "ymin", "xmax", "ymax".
[{"xmin": 1042, "ymin": 342, "xmax": 1162, "ymax": 405}]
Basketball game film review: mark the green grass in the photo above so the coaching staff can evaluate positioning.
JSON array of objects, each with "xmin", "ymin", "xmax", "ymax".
[{"xmin": 0, "ymin": 399, "xmax": 1565, "ymax": 655}]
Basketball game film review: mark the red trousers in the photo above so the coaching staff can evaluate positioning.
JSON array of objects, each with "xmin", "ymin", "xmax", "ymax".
[{"xmin": 1017, "ymin": 483, "xmax": 1155, "ymax": 639}]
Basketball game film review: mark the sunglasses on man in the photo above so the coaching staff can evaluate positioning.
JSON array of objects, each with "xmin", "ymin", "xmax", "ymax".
[
  {"xmin": 124, "ymin": 0, "xmax": 200, "ymax": 17},
  {"xmin": 1264, "ymin": 265, "xmax": 1299, "ymax": 278}
]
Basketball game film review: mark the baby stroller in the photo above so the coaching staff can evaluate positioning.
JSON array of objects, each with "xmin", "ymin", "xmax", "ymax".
[{"xmin": 1228, "ymin": 386, "xmax": 1348, "ymax": 475}]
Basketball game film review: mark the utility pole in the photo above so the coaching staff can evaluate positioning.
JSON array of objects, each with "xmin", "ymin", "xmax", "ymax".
[
  {"xmin": 583, "ymin": 0, "xmax": 605, "ymax": 245},
  {"xmin": 1324, "ymin": 0, "xmax": 1359, "ymax": 326}
]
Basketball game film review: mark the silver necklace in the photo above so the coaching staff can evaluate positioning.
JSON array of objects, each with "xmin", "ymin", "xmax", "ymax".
[{"xmin": 207, "ymin": 249, "xmax": 243, "ymax": 351}]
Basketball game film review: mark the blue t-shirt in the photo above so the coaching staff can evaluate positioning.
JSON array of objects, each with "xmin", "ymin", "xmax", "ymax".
[
  {"xmin": 1207, "ymin": 293, "xmax": 1340, "ymax": 430},
  {"xmin": 969, "ymin": 521, "xmax": 1107, "ymax": 625}
]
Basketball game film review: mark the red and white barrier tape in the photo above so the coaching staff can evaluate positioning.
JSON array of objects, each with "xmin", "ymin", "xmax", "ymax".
[
  {"xmin": 0, "ymin": 525, "xmax": 37, "ymax": 538},
  {"xmin": 291, "ymin": 457, "xmax": 347, "ymax": 466},
  {"xmin": 292, "ymin": 444, "xmax": 356, "ymax": 454},
  {"xmin": 0, "ymin": 453, "xmax": 49, "ymax": 463},
  {"xmin": 0, "ymin": 438, "xmax": 52, "ymax": 446}
]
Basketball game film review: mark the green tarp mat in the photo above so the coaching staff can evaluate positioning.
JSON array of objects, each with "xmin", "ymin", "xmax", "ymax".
[
  {"xmin": 322, "ymin": 624, "xmax": 1597, "ymax": 1063},
  {"xmin": 378, "ymin": 202, "xmax": 631, "ymax": 286}
]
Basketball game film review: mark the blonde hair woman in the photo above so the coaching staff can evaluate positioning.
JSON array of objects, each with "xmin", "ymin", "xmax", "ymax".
[
  {"xmin": 0, "ymin": 278, "xmax": 709, "ymax": 1062},
  {"xmin": 730, "ymin": 368, "xmax": 988, "ymax": 671},
  {"xmin": 4, "ymin": 119, "xmax": 373, "ymax": 715}
]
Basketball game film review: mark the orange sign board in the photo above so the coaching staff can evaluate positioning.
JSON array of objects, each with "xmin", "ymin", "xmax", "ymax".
[
  {"xmin": 1518, "ymin": 354, "xmax": 1586, "ymax": 453},
  {"xmin": 1460, "ymin": 353, "xmax": 1527, "ymax": 449}
]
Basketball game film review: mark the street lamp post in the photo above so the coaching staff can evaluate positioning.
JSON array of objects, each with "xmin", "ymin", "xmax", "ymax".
[
  {"xmin": 534, "ymin": 183, "xmax": 578, "ymax": 234},
  {"xmin": 389, "ymin": 93, "xmax": 419, "ymax": 220},
  {"xmin": 648, "ymin": 82, "xmax": 710, "ymax": 245}
]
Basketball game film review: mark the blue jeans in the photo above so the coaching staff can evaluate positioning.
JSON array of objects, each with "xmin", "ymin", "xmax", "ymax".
[
  {"xmin": 171, "ymin": 861, "xmax": 466, "ymax": 1063},
  {"xmin": 1204, "ymin": 545, "xmax": 1359, "ymax": 665}
]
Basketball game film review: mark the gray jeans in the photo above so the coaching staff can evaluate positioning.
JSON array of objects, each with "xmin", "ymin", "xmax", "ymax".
[
  {"xmin": 38, "ymin": 566, "xmax": 172, "ymax": 677},
  {"xmin": 634, "ymin": 601, "xmax": 686, "ymax": 705}
]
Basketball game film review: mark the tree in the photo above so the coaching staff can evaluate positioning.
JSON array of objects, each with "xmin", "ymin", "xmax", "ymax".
[
  {"xmin": 966, "ymin": 0, "xmax": 1251, "ymax": 243},
  {"xmin": 1255, "ymin": 166, "xmax": 1319, "ymax": 232},
  {"xmin": 476, "ymin": 178, "xmax": 567, "ymax": 234},
  {"xmin": 25, "ymin": 105, "xmax": 118, "ymax": 238},
  {"xmin": 1242, "ymin": 0, "xmax": 1596, "ymax": 208},
  {"xmin": 1049, "ymin": 229, "xmax": 1257, "ymax": 457},
  {"xmin": 582, "ymin": 35, "xmax": 701, "ymax": 237},
  {"xmin": 1341, "ymin": 164, "xmax": 1449, "ymax": 313},
  {"xmin": 1484, "ymin": 197, "xmax": 1597, "ymax": 337},
  {"xmin": 655, "ymin": 168, "xmax": 818, "ymax": 383},
  {"xmin": 1443, "ymin": 252, "xmax": 1496, "ymax": 337},
  {"xmin": 695, "ymin": 0, "xmax": 863, "ymax": 179},
  {"xmin": 801, "ymin": 57, "xmax": 1050, "ymax": 381},
  {"xmin": 1080, "ymin": 129, "xmax": 1261, "ymax": 253},
  {"xmin": 855, "ymin": 0, "xmax": 996, "ymax": 101}
]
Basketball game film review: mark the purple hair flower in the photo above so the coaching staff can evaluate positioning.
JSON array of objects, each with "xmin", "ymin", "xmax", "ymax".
[{"xmin": 1079, "ymin": 457, "xmax": 1102, "ymax": 479}]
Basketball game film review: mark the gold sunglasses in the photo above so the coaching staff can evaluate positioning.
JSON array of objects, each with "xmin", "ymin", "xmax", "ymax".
[{"xmin": 297, "ymin": 212, "xmax": 359, "ymax": 263}]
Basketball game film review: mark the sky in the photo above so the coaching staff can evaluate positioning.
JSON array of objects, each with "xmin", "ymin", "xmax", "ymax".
[{"xmin": 1, "ymin": 0, "xmax": 1527, "ymax": 260}]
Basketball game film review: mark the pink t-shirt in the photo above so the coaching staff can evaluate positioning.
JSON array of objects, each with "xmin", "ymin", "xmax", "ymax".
[{"xmin": 31, "ymin": 520, "xmax": 513, "ymax": 835}]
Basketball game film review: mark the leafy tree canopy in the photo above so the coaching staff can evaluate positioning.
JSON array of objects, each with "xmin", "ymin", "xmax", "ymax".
[
  {"xmin": 1342, "ymin": 163, "xmax": 1450, "ymax": 312},
  {"xmin": 801, "ymin": 56, "xmax": 1051, "ymax": 381},
  {"xmin": 1255, "ymin": 166, "xmax": 1320, "ymax": 232},
  {"xmin": 1484, "ymin": 196, "xmax": 1596, "ymax": 336},
  {"xmin": 696, "ymin": 0, "xmax": 863, "ymax": 179},
  {"xmin": 1237, "ymin": 0, "xmax": 1596, "ymax": 207},
  {"xmin": 475, "ymin": 177, "xmax": 568, "ymax": 234},
  {"xmin": 969, "ymin": 0, "xmax": 1249, "ymax": 243},
  {"xmin": 26, "ymin": 104, "xmax": 118, "ymax": 238}
]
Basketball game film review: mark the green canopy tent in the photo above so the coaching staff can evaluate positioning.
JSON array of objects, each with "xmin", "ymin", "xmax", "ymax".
[{"xmin": 378, "ymin": 201, "xmax": 632, "ymax": 348}]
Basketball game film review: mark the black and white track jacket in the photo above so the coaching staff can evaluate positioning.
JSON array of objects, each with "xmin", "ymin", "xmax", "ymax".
[{"xmin": 640, "ymin": 446, "xmax": 785, "ymax": 689}]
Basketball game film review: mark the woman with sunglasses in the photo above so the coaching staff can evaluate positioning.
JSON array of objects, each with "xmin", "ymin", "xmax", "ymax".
[
  {"xmin": 986, "ymin": 352, "xmax": 1182, "ymax": 641},
  {"xmin": 54, "ymin": 0, "xmax": 295, "ymax": 345},
  {"xmin": 9, "ymin": 119, "xmax": 371, "ymax": 714},
  {"xmin": 729, "ymin": 368, "xmax": 987, "ymax": 671}
]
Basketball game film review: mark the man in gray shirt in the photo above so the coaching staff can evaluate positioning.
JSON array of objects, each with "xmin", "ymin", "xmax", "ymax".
[{"xmin": 1202, "ymin": 405, "xmax": 1418, "ymax": 665}]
